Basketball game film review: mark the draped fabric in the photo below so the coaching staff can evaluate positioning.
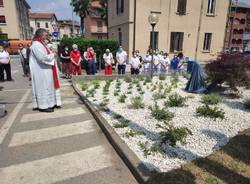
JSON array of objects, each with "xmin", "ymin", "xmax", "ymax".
[{"xmin": 185, "ymin": 61, "xmax": 207, "ymax": 93}]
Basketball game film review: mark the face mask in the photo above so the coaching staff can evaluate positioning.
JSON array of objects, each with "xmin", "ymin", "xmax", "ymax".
[
  {"xmin": 118, "ymin": 48, "xmax": 123, "ymax": 52},
  {"xmin": 73, "ymin": 48, "xmax": 78, "ymax": 51}
]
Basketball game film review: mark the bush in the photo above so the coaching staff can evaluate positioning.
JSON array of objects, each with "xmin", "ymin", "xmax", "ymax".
[
  {"xmin": 243, "ymin": 98, "xmax": 250, "ymax": 110},
  {"xmin": 129, "ymin": 96, "xmax": 145, "ymax": 109},
  {"xmin": 124, "ymin": 129, "xmax": 145, "ymax": 138},
  {"xmin": 165, "ymin": 93, "xmax": 187, "ymax": 107},
  {"xmin": 205, "ymin": 53, "xmax": 250, "ymax": 91},
  {"xmin": 149, "ymin": 103, "xmax": 175, "ymax": 122},
  {"xmin": 196, "ymin": 105, "xmax": 225, "ymax": 120},
  {"xmin": 159, "ymin": 73, "xmax": 166, "ymax": 81},
  {"xmin": 157, "ymin": 121, "xmax": 192, "ymax": 146},
  {"xmin": 201, "ymin": 94, "xmax": 221, "ymax": 105},
  {"xmin": 118, "ymin": 94, "xmax": 127, "ymax": 103}
]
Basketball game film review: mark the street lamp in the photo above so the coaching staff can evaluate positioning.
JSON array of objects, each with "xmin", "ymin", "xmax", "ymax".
[{"xmin": 148, "ymin": 13, "xmax": 159, "ymax": 78}]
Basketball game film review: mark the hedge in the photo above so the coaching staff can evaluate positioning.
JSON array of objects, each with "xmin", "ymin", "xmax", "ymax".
[{"xmin": 59, "ymin": 38, "xmax": 119, "ymax": 69}]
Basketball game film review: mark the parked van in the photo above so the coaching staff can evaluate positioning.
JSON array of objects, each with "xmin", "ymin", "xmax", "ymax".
[{"xmin": 6, "ymin": 40, "xmax": 32, "ymax": 55}]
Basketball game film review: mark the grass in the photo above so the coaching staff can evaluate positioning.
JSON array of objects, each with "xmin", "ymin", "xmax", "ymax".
[
  {"xmin": 201, "ymin": 95, "xmax": 222, "ymax": 105},
  {"xmin": 165, "ymin": 93, "xmax": 187, "ymax": 107},
  {"xmin": 129, "ymin": 96, "xmax": 145, "ymax": 109},
  {"xmin": 150, "ymin": 103, "xmax": 175, "ymax": 122},
  {"xmin": 196, "ymin": 105, "xmax": 225, "ymax": 120},
  {"xmin": 124, "ymin": 129, "xmax": 145, "ymax": 138},
  {"xmin": 151, "ymin": 128, "xmax": 250, "ymax": 184}
]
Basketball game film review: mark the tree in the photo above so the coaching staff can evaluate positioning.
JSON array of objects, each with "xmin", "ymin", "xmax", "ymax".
[
  {"xmin": 97, "ymin": 0, "xmax": 108, "ymax": 25},
  {"xmin": 70, "ymin": 0, "xmax": 91, "ymax": 36}
]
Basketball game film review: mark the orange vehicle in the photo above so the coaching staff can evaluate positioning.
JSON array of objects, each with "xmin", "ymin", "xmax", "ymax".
[{"xmin": 6, "ymin": 40, "xmax": 32, "ymax": 55}]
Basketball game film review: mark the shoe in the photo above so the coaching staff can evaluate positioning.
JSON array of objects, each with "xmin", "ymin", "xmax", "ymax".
[
  {"xmin": 33, "ymin": 108, "xmax": 39, "ymax": 111},
  {"xmin": 39, "ymin": 108, "xmax": 54, "ymax": 113},
  {"xmin": 51, "ymin": 105, "xmax": 61, "ymax": 109}
]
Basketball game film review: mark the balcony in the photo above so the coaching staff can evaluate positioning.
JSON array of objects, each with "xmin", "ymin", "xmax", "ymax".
[
  {"xmin": 231, "ymin": 13, "xmax": 247, "ymax": 19},
  {"xmin": 232, "ymin": 24, "xmax": 246, "ymax": 30},
  {"xmin": 90, "ymin": 26, "xmax": 107, "ymax": 34}
]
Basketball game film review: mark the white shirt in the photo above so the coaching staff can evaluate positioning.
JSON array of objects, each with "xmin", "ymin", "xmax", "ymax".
[
  {"xmin": 103, "ymin": 53, "xmax": 113, "ymax": 66},
  {"xmin": 160, "ymin": 57, "xmax": 170, "ymax": 66},
  {"xmin": 116, "ymin": 51, "xmax": 127, "ymax": 65},
  {"xmin": 153, "ymin": 55, "xmax": 160, "ymax": 66},
  {"xmin": 130, "ymin": 57, "xmax": 140, "ymax": 69},
  {"xmin": 18, "ymin": 48, "xmax": 27, "ymax": 59},
  {"xmin": 0, "ymin": 51, "xmax": 10, "ymax": 64}
]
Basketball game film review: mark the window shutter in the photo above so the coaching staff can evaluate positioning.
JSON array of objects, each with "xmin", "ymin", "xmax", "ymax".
[
  {"xmin": 121, "ymin": 0, "xmax": 124, "ymax": 13},
  {"xmin": 0, "ymin": 0, "xmax": 3, "ymax": 6},
  {"xmin": 179, "ymin": 33, "xmax": 184, "ymax": 51},
  {"xmin": 116, "ymin": 0, "xmax": 119, "ymax": 15},
  {"xmin": 0, "ymin": 16, "xmax": 6, "ymax": 23},
  {"xmin": 178, "ymin": 0, "xmax": 187, "ymax": 15},
  {"xmin": 170, "ymin": 32, "xmax": 176, "ymax": 52}
]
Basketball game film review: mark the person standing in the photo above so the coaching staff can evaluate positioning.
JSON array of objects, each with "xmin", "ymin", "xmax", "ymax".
[
  {"xmin": 60, "ymin": 46, "xmax": 71, "ymax": 79},
  {"xmin": 29, "ymin": 28, "xmax": 62, "ymax": 113},
  {"xmin": 143, "ymin": 50, "xmax": 152, "ymax": 75},
  {"xmin": 116, "ymin": 46, "xmax": 127, "ymax": 75},
  {"xmin": 129, "ymin": 51, "xmax": 141, "ymax": 75},
  {"xmin": 18, "ymin": 43, "xmax": 30, "ymax": 77},
  {"xmin": 0, "ymin": 45, "xmax": 12, "ymax": 82},
  {"xmin": 103, "ymin": 49, "xmax": 113, "ymax": 75},
  {"xmin": 160, "ymin": 53, "xmax": 170, "ymax": 74},
  {"xmin": 86, "ymin": 47, "xmax": 96, "ymax": 75},
  {"xmin": 70, "ymin": 44, "xmax": 82, "ymax": 76}
]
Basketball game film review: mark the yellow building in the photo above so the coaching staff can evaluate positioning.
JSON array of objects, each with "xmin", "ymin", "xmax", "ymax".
[
  {"xmin": 0, "ymin": 0, "xmax": 31, "ymax": 40},
  {"xmin": 108, "ymin": 0, "xmax": 230, "ymax": 61}
]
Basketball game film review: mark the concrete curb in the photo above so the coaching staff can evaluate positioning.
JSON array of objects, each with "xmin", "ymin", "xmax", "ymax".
[{"xmin": 72, "ymin": 76, "xmax": 155, "ymax": 184}]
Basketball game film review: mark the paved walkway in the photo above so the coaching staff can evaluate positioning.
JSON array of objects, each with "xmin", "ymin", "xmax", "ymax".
[{"xmin": 0, "ymin": 58, "xmax": 138, "ymax": 184}]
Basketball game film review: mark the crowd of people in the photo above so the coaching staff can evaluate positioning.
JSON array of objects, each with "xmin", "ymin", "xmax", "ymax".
[{"xmin": 58, "ymin": 45, "xmax": 187, "ymax": 78}]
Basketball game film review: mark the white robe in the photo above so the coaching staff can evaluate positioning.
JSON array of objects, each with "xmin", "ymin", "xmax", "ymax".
[{"xmin": 30, "ymin": 41, "xmax": 62, "ymax": 109}]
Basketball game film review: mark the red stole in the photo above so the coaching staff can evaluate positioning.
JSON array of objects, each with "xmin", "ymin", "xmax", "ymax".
[{"xmin": 35, "ymin": 40, "xmax": 60, "ymax": 90}]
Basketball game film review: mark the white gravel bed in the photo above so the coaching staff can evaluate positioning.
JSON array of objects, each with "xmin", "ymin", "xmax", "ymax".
[{"xmin": 77, "ymin": 76, "xmax": 250, "ymax": 172}]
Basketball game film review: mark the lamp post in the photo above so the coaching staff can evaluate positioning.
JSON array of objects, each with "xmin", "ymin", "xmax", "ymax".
[{"xmin": 148, "ymin": 13, "xmax": 159, "ymax": 78}]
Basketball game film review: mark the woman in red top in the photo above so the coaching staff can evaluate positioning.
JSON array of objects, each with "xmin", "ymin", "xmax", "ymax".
[{"xmin": 70, "ymin": 44, "xmax": 82, "ymax": 76}]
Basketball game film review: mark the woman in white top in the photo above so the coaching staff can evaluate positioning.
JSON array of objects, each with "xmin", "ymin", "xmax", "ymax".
[
  {"xmin": 0, "ymin": 45, "xmax": 12, "ymax": 82},
  {"xmin": 130, "ymin": 51, "xmax": 141, "ymax": 75},
  {"xmin": 103, "ymin": 49, "xmax": 113, "ymax": 75},
  {"xmin": 160, "ymin": 53, "xmax": 170, "ymax": 74}
]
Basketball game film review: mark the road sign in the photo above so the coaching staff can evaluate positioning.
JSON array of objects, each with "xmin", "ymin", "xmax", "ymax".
[{"xmin": 52, "ymin": 32, "xmax": 59, "ymax": 38}]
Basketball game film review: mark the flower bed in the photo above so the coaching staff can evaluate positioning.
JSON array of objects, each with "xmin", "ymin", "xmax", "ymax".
[{"xmin": 76, "ymin": 75, "xmax": 250, "ymax": 172}]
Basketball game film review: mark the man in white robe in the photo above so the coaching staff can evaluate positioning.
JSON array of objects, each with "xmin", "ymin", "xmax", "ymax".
[{"xmin": 29, "ymin": 29, "xmax": 62, "ymax": 113}]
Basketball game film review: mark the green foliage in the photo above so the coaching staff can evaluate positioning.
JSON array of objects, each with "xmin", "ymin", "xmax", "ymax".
[
  {"xmin": 149, "ymin": 103, "xmax": 175, "ymax": 122},
  {"xmin": 113, "ymin": 117, "xmax": 129, "ymax": 128},
  {"xmin": 153, "ymin": 92, "xmax": 166, "ymax": 100},
  {"xmin": 103, "ymin": 80, "xmax": 112, "ymax": 93},
  {"xmin": 244, "ymin": 98, "xmax": 250, "ymax": 110},
  {"xmin": 118, "ymin": 94, "xmax": 127, "ymax": 103},
  {"xmin": 145, "ymin": 77, "xmax": 152, "ymax": 83},
  {"xmin": 113, "ymin": 113, "xmax": 123, "ymax": 120},
  {"xmin": 170, "ymin": 74, "xmax": 179, "ymax": 88},
  {"xmin": 114, "ymin": 90, "xmax": 119, "ymax": 96},
  {"xmin": 159, "ymin": 73, "xmax": 166, "ymax": 81},
  {"xmin": 201, "ymin": 95, "xmax": 222, "ymax": 105},
  {"xmin": 196, "ymin": 105, "xmax": 225, "ymax": 120},
  {"xmin": 138, "ymin": 141, "xmax": 165, "ymax": 157},
  {"xmin": 92, "ymin": 80, "xmax": 100, "ymax": 89},
  {"xmin": 129, "ymin": 96, "xmax": 145, "ymax": 109},
  {"xmin": 60, "ymin": 38, "xmax": 119, "ymax": 67},
  {"xmin": 157, "ymin": 121, "xmax": 192, "ymax": 146},
  {"xmin": 124, "ymin": 129, "xmax": 145, "ymax": 138},
  {"xmin": 124, "ymin": 76, "xmax": 132, "ymax": 83},
  {"xmin": 86, "ymin": 88, "xmax": 95, "ymax": 97},
  {"xmin": 165, "ymin": 93, "xmax": 187, "ymax": 107},
  {"xmin": 80, "ymin": 82, "xmax": 88, "ymax": 91}
]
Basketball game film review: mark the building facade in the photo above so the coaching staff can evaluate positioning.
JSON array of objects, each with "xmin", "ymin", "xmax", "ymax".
[
  {"xmin": 58, "ymin": 20, "xmax": 81, "ymax": 38},
  {"xmin": 29, "ymin": 13, "xmax": 59, "ymax": 37},
  {"xmin": 108, "ymin": 0, "xmax": 230, "ymax": 61},
  {"xmin": 224, "ymin": 1, "xmax": 250, "ymax": 52},
  {"xmin": 0, "ymin": 0, "xmax": 31, "ymax": 40},
  {"xmin": 85, "ymin": 0, "xmax": 108, "ymax": 39}
]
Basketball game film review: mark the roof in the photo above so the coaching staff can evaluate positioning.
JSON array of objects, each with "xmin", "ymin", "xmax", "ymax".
[
  {"xmin": 29, "ymin": 12, "xmax": 57, "ymax": 20},
  {"xmin": 232, "ymin": 1, "xmax": 250, "ymax": 9},
  {"xmin": 58, "ymin": 20, "xmax": 80, "ymax": 27}
]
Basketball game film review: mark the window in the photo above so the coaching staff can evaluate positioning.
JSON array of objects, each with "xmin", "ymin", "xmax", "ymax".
[
  {"xmin": 150, "ymin": 31, "xmax": 159, "ymax": 49},
  {"xmin": 118, "ymin": 30, "xmax": 122, "ymax": 45},
  {"xmin": 0, "ymin": 0, "xmax": 3, "ymax": 6},
  {"xmin": 0, "ymin": 15, "xmax": 6, "ymax": 24},
  {"xmin": 116, "ymin": 0, "xmax": 124, "ymax": 15},
  {"xmin": 45, "ymin": 22, "xmax": 49, "ymax": 28},
  {"xmin": 98, "ymin": 36, "xmax": 103, "ymax": 40},
  {"xmin": 36, "ymin": 22, "xmax": 40, "ymax": 28},
  {"xmin": 177, "ymin": 0, "xmax": 187, "ymax": 15},
  {"xmin": 97, "ymin": 21, "xmax": 103, "ymax": 32},
  {"xmin": 207, "ymin": 0, "xmax": 216, "ymax": 15},
  {"xmin": 203, "ymin": 33, "xmax": 212, "ymax": 51},
  {"xmin": 170, "ymin": 32, "xmax": 184, "ymax": 52}
]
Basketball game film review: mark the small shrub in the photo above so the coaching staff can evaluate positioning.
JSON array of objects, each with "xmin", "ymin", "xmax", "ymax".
[
  {"xmin": 138, "ymin": 141, "xmax": 165, "ymax": 157},
  {"xmin": 127, "ymin": 91, "xmax": 132, "ymax": 94},
  {"xmin": 129, "ymin": 96, "xmax": 145, "ymax": 109},
  {"xmin": 81, "ymin": 82, "xmax": 88, "ymax": 91},
  {"xmin": 165, "ymin": 93, "xmax": 187, "ymax": 107},
  {"xmin": 114, "ymin": 91, "xmax": 119, "ymax": 96},
  {"xmin": 149, "ymin": 103, "xmax": 175, "ymax": 122},
  {"xmin": 139, "ymin": 91, "xmax": 145, "ymax": 95},
  {"xmin": 124, "ymin": 129, "xmax": 145, "ymax": 138},
  {"xmin": 113, "ymin": 113, "xmax": 123, "ymax": 120},
  {"xmin": 92, "ymin": 80, "xmax": 100, "ymax": 89},
  {"xmin": 118, "ymin": 94, "xmax": 127, "ymax": 103},
  {"xmin": 113, "ymin": 118, "xmax": 129, "ymax": 128},
  {"xmin": 243, "ymin": 98, "xmax": 250, "ymax": 110},
  {"xmin": 124, "ymin": 76, "xmax": 132, "ymax": 83},
  {"xmin": 159, "ymin": 73, "xmax": 166, "ymax": 81},
  {"xmin": 145, "ymin": 77, "xmax": 152, "ymax": 83},
  {"xmin": 170, "ymin": 74, "xmax": 179, "ymax": 88},
  {"xmin": 157, "ymin": 122, "xmax": 192, "ymax": 146},
  {"xmin": 201, "ymin": 94, "xmax": 222, "ymax": 105},
  {"xmin": 153, "ymin": 92, "xmax": 166, "ymax": 100},
  {"xmin": 138, "ymin": 141, "xmax": 151, "ymax": 157},
  {"xmin": 196, "ymin": 105, "xmax": 225, "ymax": 120}
]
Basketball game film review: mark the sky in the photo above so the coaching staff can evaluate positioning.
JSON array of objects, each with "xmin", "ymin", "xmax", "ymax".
[{"xmin": 26, "ymin": 0, "xmax": 80, "ymax": 21}]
